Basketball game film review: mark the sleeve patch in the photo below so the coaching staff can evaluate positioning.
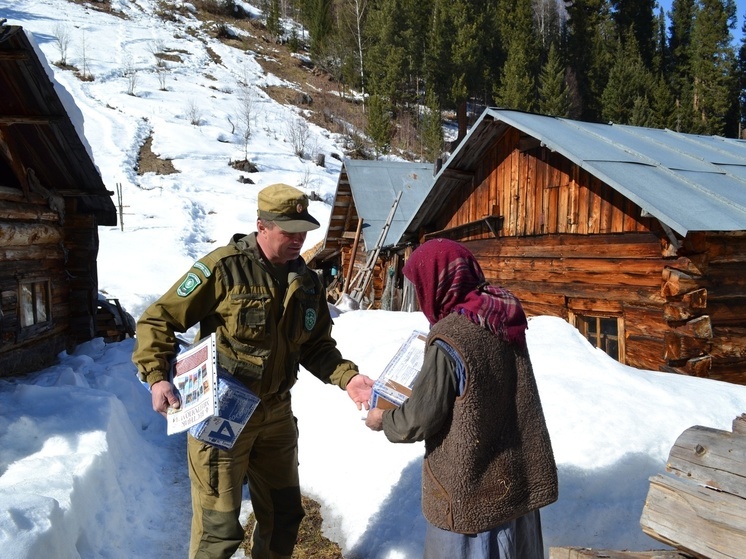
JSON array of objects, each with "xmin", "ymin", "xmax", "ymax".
[
  {"xmin": 193, "ymin": 261, "xmax": 212, "ymax": 278},
  {"xmin": 177, "ymin": 272, "xmax": 202, "ymax": 297}
]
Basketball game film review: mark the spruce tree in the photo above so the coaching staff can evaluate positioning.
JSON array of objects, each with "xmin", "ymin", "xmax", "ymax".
[
  {"xmin": 610, "ymin": 0, "xmax": 656, "ymax": 68},
  {"xmin": 689, "ymin": 0, "xmax": 737, "ymax": 135},
  {"xmin": 538, "ymin": 43, "xmax": 570, "ymax": 117},
  {"xmin": 601, "ymin": 33, "xmax": 656, "ymax": 125},
  {"xmin": 668, "ymin": 0, "xmax": 696, "ymax": 130},
  {"xmin": 420, "ymin": 89, "xmax": 444, "ymax": 162},
  {"xmin": 564, "ymin": 0, "xmax": 616, "ymax": 121},
  {"xmin": 366, "ymin": 94, "xmax": 394, "ymax": 156},
  {"xmin": 738, "ymin": 14, "xmax": 746, "ymax": 137},
  {"xmin": 496, "ymin": 38, "xmax": 536, "ymax": 111}
]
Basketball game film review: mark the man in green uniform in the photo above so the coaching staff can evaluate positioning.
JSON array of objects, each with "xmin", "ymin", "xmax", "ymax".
[{"xmin": 132, "ymin": 183, "xmax": 374, "ymax": 559}]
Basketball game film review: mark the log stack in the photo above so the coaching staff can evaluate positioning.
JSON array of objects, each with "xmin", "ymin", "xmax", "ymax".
[
  {"xmin": 550, "ymin": 415, "xmax": 746, "ymax": 559},
  {"xmin": 639, "ymin": 414, "xmax": 746, "ymax": 559}
]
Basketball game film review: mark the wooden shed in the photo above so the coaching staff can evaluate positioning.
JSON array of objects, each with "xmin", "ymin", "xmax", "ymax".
[
  {"xmin": 407, "ymin": 108, "xmax": 746, "ymax": 383},
  {"xmin": 0, "ymin": 24, "xmax": 116, "ymax": 377},
  {"xmin": 315, "ymin": 160, "xmax": 433, "ymax": 309}
]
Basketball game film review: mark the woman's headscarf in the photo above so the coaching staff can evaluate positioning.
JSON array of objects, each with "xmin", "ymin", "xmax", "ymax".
[{"xmin": 402, "ymin": 239, "xmax": 527, "ymax": 347}]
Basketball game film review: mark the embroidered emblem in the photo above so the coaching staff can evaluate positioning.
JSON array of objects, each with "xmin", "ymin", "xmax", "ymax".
[
  {"xmin": 192, "ymin": 261, "xmax": 211, "ymax": 278},
  {"xmin": 304, "ymin": 308, "xmax": 316, "ymax": 331},
  {"xmin": 177, "ymin": 272, "xmax": 201, "ymax": 297}
]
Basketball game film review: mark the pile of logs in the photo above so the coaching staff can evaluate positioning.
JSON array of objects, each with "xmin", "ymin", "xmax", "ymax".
[{"xmin": 550, "ymin": 414, "xmax": 746, "ymax": 559}]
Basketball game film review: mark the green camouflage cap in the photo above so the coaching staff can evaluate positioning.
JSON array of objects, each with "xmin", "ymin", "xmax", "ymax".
[{"xmin": 257, "ymin": 183, "xmax": 320, "ymax": 233}]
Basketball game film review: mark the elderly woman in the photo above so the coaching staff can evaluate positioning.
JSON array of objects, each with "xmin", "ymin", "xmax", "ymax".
[{"xmin": 365, "ymin": 239, "xmax": 558, "ymax": 559}]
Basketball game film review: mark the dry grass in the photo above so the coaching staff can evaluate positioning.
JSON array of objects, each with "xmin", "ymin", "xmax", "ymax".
[{"xmin": 241, "ymin": 494, "xmax": 345, "ymax": 559}]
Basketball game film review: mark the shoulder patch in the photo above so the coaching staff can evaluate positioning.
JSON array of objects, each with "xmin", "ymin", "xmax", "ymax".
[
  {"xmin": 177, "ymin": 272, "xmax": 202, "ymax": 297},
  {"xmin": 192, "ymin": 261, "xmax": 212, "ymax": 278}
]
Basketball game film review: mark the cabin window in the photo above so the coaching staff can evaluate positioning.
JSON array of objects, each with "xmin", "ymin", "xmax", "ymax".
[
  {"xmin": 19, "ymin": 280, "xmax": 51, "ymax": 328},
  {"xmin": 576, "ymin": 314, "xmax": 620, "ymax": 361}
]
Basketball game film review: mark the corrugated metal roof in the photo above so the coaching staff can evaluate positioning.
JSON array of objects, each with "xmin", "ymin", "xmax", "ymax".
[
  {"xmin": 412, "ymin": 108, "xmax": 746, "ymax": 236},
  {"xmin": 343, "ymin": 160, "xmax": 434, "ymax": 249}
]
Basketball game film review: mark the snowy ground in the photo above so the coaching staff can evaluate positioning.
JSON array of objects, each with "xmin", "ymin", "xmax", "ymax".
[{"xmin": 1, "ymin": 1, "xmax": 746, "ymax": 558}]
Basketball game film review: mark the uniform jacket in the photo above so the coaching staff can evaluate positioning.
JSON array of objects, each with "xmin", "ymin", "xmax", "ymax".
[
  {"xmin": 132, "ymin": 233, "xmax": 358, "ymax": 397},
  {"xmin": 421, "ymin": 313, "xmax": 558, "ymax": 534}
]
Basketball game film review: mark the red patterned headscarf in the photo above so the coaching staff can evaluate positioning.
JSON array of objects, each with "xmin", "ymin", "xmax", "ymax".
[{"xmin": 402, "ymin": 239, "xmax": 527, "ymax": 347}]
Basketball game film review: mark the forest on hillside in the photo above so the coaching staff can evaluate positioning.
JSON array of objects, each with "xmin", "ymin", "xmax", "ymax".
[
  {"xmin": 266, "ymin": 0, "xmax": 745, "ymax": 154},
  {"xmin": 197, "ymin": 0, "xmax": 744, "ymax": 160}
]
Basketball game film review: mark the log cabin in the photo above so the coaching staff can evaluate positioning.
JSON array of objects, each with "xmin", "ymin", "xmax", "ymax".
[
  {"xmin": 0, "ymin": 24, "xmax": 116, "ymax": 378},
  {"xmin": 314, "ymin": 160, "xmax": 433, "ymax": 310},
  {"xmin": 405, "ymin": 108, "xmax": 746, "ymax": 383}
]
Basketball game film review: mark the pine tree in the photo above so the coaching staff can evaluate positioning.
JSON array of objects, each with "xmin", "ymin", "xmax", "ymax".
[
  {"xmin": 423, "ymin": 0, "xmax": 453, "ymax": 107},
  {"xmin": 689, "ymin": 0, "xmax": 737, "ymax": 135},
  {"xmin": 420, "ymin": 88, "xmax": 444, "ymax": 162},
  {"xmin": 538, "ymin": 43, "xmax": 570, "ymax": 117},
  {"xmin": 610, "ymin": 0, "xmax": 656, "ymax": 68},
  {"xmin": 564, "ymin": 0, "xmax": 616, "ymax": 121},
  {"xmin": 363, "ymin": 0, "xmax": 409, "ymax": 106},
  {"xmin": 738, "ymin": 14, "xmax": 746, "ymax": 137},
  {"xmin": 496, "ymin": 38, "xmax": 536, "ymax": 111},
  {"xmin": 601, "ymin": 33, "xmax": 656, "ymax": 125},
  {"xmin": 266, "ymin": 0, "xmax": 282, "ymax": 40},
  {"xmin": 668, "ymin": 0, "xmax": 696, "ymax": 130},
  {"xmin": 366, "ymin": 94, "xmax": 393, "ymax": 156}
]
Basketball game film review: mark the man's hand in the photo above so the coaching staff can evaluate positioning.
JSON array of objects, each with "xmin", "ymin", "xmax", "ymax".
[
  {"xmin": 365, "ymin": 407, "xmax": 384, "ymax": 431},
  {"xmin": 346, "ymin": 373, "xmax": 375, "ymax": 410},
  {"xmin": 151, "ymin": 380, "xmax": 181, "ymax": 416}
]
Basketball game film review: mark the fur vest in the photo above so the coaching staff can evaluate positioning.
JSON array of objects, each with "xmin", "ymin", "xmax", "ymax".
[{"xmin": 422, "ymin": 313, "xmax": 558, "ymax": 533}]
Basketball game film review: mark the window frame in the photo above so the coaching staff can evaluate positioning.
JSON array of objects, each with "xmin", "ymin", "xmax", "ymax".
[
  {"xmin": 18, "ymin": 278, "xmax": 53, "ymax": 337},
  {"xmin": 568, "ymin": 308, "xmax": 625, "ymax": 364}
]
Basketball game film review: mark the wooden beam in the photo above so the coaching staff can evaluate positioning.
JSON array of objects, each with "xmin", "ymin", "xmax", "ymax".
[
  {"xmin": 0, "ymin": 51, "xmax": 29, "ymax": 60},
  {"xmin": 423, "ymin": 216, "xmax": 503, "ymax": 241},
  {"xmin": 441, "ymin": 167, "xmax": 474, "ymax": 181},
  {"xmin": 0, "ymin": 116, "xmax": 60, "ymax": 125}
]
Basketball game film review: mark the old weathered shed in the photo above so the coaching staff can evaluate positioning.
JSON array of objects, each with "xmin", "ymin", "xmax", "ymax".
[
  {"xmin": 0, "ymin": 24, "xmax": 116, "ymax": 377},
  {"xmin": 407, "ymin": 108, "xmax": 746, "ymax": 382},
  {"xmin": 316, "ymin": 160, "xmax": 433, "ymax": 309}
]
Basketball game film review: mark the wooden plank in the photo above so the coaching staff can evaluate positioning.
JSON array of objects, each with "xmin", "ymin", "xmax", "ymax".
[
  {"xmin": 640, "ymin": 473, "xmax": 746, "ymax": 559},
  {"xmin": 666, "ymin": 425, "xmax": 746, "ymax": 497},
  {"xmin": 549, "ymin": 547, "xmax": 688, "ymax": 559},
  {"xmin": 468, "ymin": 233, "xmax": 663, "ymax": 259}
]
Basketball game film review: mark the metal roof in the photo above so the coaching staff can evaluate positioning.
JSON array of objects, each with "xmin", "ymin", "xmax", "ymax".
[
  {"xmin": 410, "ymin": 108, "xmax": 746, "ymax": 237},
  {"xmin": 343, "ymin": 160, "xmax": 434, "ymax": 249}
]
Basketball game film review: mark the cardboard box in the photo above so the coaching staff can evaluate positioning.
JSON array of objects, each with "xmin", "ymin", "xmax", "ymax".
[{"xmin": 371, "ymin": 330, "xmax": 427, "ymax": 409}]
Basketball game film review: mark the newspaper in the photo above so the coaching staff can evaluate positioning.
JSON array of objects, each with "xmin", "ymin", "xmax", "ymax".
[
  {"xmin": 167, "ymin": 333, "xmax": 220, "ymax": 435},
  {"xmin": 370, "ymin": 330, "xmax": 428, "ymax": 409}
]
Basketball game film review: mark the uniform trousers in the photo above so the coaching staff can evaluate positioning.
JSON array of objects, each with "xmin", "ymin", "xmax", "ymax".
[{"xmin": 187, "ymin": 394, "xmax": 304, "ymax": 559}]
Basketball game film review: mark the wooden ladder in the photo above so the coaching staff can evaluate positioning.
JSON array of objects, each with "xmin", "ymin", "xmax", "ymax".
[{"xmin": 347, "ymin": 191, "xmax": 403, "ymax": 306}]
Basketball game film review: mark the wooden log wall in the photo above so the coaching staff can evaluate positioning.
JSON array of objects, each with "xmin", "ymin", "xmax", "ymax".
[
  {"xmin": 63, "ymin": 201, "xmax": 100, "ymax": 344},
  {"xmin": 435, "ymin": 129, "xmax": 655, "ymax": 239},
  {"xmin": 467, "ymin": 234, "xmax": 669, "ymax": 371},
  {"xmin": 662, "ymin": 232, "xmax": 746, "ymax": 382},
  {"xmin": 0, "ymin": 188, "xmax": 71, "ymax": 377},
  {"xmin": 425, "ymin": 129, "xmax": 746, "ymax": 381}
]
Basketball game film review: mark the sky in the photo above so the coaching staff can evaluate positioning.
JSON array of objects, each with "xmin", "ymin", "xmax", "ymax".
[{"xmin": 1, "ymin": 1, "xmax": 746, "ymax": 558}]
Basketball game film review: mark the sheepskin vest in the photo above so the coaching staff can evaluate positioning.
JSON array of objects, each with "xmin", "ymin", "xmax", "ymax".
[{"xmin": 422, "ymin": 313, "xmax": 558, "ymax": 534}]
